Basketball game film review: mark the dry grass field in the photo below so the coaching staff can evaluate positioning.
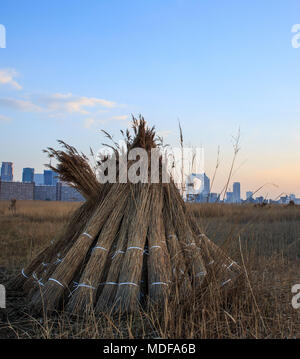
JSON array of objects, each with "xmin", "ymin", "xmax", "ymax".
[{"xmin": 0, "ymin": 200, "xmax": 300, "ymax": 339}]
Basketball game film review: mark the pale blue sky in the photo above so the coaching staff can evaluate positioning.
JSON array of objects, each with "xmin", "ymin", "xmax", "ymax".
[{"xmin": 1, "ymin": 0, "xmax": 300, "ymax": 197}]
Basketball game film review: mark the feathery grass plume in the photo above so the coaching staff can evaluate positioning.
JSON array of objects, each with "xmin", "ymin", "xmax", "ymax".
[{"xmin": 43, "ymin": 140, "xmax": 101, "ymax": 200}]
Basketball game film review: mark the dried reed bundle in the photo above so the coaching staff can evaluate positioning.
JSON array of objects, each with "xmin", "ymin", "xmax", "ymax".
[
  {"xmin": 14, "ymin": 116, "xmax": 243, "ymax": 315},
  {"xmin": 95, "ymin": 188, "xmax": 139, "ymax": 312},
  {"xmin": 147, "ymin": 185, "xmax": 171, "ymax": 306},
  {"xmin": 163, "ymin": 192, "xmax": 192, "ymax": 298},
  {"xmin": 113, "ymin": 183, "xmax": 152, "ymax": 312},
  {"xmin": 196, "ymin": 234, "xmax": 241, "ymax": 290},
  {"xmin": 166, "ymin": 182, "xmax": 207, "ymax": 285},
  {"xmin": 66, "ymin": 191, "xmax": 129, "ymax": 313},
  {"xmin": 31, "ymin": 183, "xmax": 128, "ymax": 313},
  {"xmin": 11, "ymin": 199, "xmax": 99, "ymax": 291}
]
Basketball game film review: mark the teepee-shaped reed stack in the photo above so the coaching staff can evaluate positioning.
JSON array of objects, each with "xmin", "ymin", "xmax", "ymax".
[{"xmin": 12, "ymin": 117, "xmax": 242, "ymax": 314}]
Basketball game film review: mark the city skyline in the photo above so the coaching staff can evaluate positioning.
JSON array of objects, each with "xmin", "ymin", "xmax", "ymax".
[
  {"xmin": 1, "ymin": 1, "xmax": 300, "ymax": 197},
  {"xmin": 1, "ymin": 160, "xmax": 298, "ymax": 201}
]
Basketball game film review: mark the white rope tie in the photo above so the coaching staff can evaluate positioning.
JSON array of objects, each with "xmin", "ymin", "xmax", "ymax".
[
  {"xmin": 54, "ymin": 258, "xmax": 63, "ymax": 265},
  {"xmin": 119, "ymin": 282, "xmax": 139, "ymax": 287},
  {"xmin": 32, "ymin": 272, "xmax": 45, "ymax": 286},
  {"xmin": 21, "ymin": 268, "xmax": 28, "ymax": 278},
  {"xmin": 49, "ymin": 278, "xmax": 64, "ymax": 287},
  {"xmin": 82, "ymin": 232, "xmax": 92, "ymax": 239},
  {"xmin": 69, "ymin": 282, "xmax": 95, "ymax": 297},
  {"xmin": 100, "ymin": 282, "xmax": 118, "ymax": 285},
  {"xmin": 112, "ymin": 250, "xmax": 125, "ymax": 259},
  {"xmin": 221, "ymin": 278, "xmax": 232, "ymax": 287},
  {"xmin": 208, "ymin": 260, "xmax": 215, "ymax": 265},
  {"xmin": 151, "ymin": 282, "xmax": 168, "ymax": 286},
  {"xmin": 127, "ymin": 246, "xmax": 143, "ymax": 251},
  {"xmin": 93, "ymin": 246, "xmax": 108, "ymax": 252},
  {"xmin": 149, "ymin": 245, "xmax": 161, "ymax": 250},
  {"xmin": 75, "ymin": 283, "xmax": 95, "ymax": 290},
  {"xmin": 226, "ymin": 261, "xmax": 236, "ymax": 269}
]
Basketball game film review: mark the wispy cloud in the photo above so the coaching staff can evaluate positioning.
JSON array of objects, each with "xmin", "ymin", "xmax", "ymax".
[
  {"xmin": 37, "ymin": 93, "xmax": 118, "ymax": 115},
  {"xmin": 84, "ymin": 117, "xmax": 96, "ymax": 128},
  {"xmin": 0, "ymin": 114, "xmax": 12, "ymax": 122},
  {"xmin": 0, "ymin": 98, "xmax": 42, "ymax": 112},
  {"xmin": 111, "ymin": 114, "xmax": 129, "ymax": 121},
  {"xmin": 0, "ymin": 69, "xmax": 22, "ymax": 90}
]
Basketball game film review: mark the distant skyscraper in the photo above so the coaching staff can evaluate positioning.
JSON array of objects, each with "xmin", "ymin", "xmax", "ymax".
[
  {"xmin": 233, "ymin": 182, "xmax": 241, "ymax": 203},
  {"xmin": 186, "ymin": 172, "xmax": 210, "ymax": 202},
  {"xmin": 246, "ymin": 191, "xmax": 253, "ymax": 200},
  {"xmin": 226, "ymin": 191, "xmax": 234, "ymax": 203},
  {"xmin": 1, "ymin": 162, "xmax": 13, "ymax": 182},
  {"xmin": 22, "ymin": 168, "xmax": 34, "ymax": 183},
  {"xmin": 34, "ymin": 173, "xmax": 44, "ymax": 185},
  {"xmin": 202, "ymin": 173, "xmax": 210, "ymax": 195},
  {"xmin": 44, "ymin": 170, "xmax": 58, "ymax": 185}
]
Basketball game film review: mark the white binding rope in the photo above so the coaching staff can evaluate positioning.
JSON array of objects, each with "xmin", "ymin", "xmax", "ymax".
[
  {"xmin": 112, "ymin": 250, "xmax": 125, "ymax": 259},
  {"xmin": 21, "ymin": 268, "xmax": 28, "ymax": 278},
  {"xmin": 127, "ymin": 246, "xmax": 143, "ymax": 251},
  {"xmin": 100, "ymin": 282, "xmax": 118, "ymax": 286},
  {"xmin": 32, "ymin": 272, "xmax": 45, "ymax": 286},
  {"xmin": 149, "ymin": 245, "xmax": 161, "ymax": 250},
  {"xmin": 93, "ymin": 246, "xmax": 108, "ymax": 252},
  {"xmin": 226, "ymin": 261, "xmax": 237, "ymax": 269},
  {"xmin": 151, "ymin": 282, "xmax": 168, "ymax": 286},
  {"xmin": 119, "ymin": 282, "xmax": 139, "ymax": 287},
  {"xmin": 69, "ymin": 282, "xmax": 95, "ymax": 297},
  {"xmin": 75, "ymin": 283, "xmax": 95, "ymax": 290},
  {"xmin": 49, "ymin": 278, "xmax": 64, "ymax": 287},
  {"xmin": 82, "ymin": 232, "xmax": 92, "ymax": 239},
  {"xmin": 221, "ymin": 278, "xmax": 232, "ymax": 287}
]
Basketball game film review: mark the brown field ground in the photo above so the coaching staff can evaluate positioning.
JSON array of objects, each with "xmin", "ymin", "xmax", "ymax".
[{"xmin": 0, "ymin": 200, "xmax": 300, "ymax": 339}]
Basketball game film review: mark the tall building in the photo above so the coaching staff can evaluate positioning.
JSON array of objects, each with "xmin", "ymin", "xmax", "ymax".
[
  {"xmin": 44, "ymin": 170, "xmax": 58, "ymax": 185},
  {"xmin": 1, "ymin": 162, "xmax": 13, "ymax": 182},
  {"xmin": 202, "ymin": 173, "xmax": 210, "ymax": 195},
  {"xmin": 34, "ymin": 173, "xmax": 44, "ymax": 185},
  {"xmin": 246, "ymin": 191, "xmax": 253, "ymax": 200},
  {"xmin": 22, "ymin": 168, "xmax": 34, "ymax": 183},
  {"xmin": 233, "ymin": 182, "xmax": 241, "ymax": 203},
  {"xmin": 186, "ymin": 173, "xmax": 210, "ymax": 202},
  {"xmin": 226, "ymin": 191, "xmax": 234, "ymax": 203}
]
